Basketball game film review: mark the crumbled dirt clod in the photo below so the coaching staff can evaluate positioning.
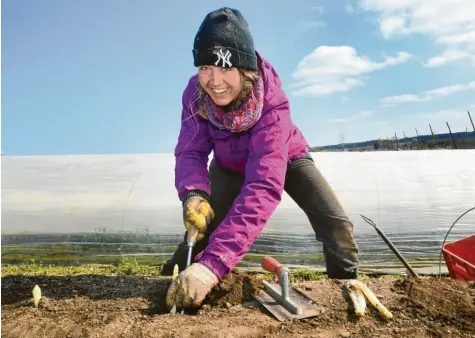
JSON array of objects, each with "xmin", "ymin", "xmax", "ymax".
[
  {"xmin": 204, "ymin": 268, "xmax": 263, "ymax": 307},
  {"xmin": 2, "ymin": 274, "xmax": 474, "ymax": 338}
]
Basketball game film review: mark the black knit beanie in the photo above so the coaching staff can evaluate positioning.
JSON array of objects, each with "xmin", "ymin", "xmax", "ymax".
[{"xmin": 192, "ymin": 7, "xmax": 258, "ymax": 71}]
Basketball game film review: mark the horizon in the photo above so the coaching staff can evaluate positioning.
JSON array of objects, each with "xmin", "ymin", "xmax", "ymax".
[
  {"xmin": 3, "ymin": 123, "xmax": 473, "ymax": 156},
  {"xmin": 2, "ymin": 128, "xmax": 474, "ymax": 157}
]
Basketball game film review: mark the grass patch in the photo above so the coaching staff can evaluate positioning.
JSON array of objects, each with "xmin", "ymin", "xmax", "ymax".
[
  {"xmin": 288, "ymin": 268, "xmax": 371, "ymax": 282},
  {"xmin": 242, "ymin": 253, "xmax": 325, "ymax": 265},
  {"xmin": 290, "ymin": 269, "xmax": 326, "ymax": 282},
  {"xmin": 1, "ymin": 247, "xmax": 326, "ymax": 273},
  {"xmin": 1, "ymin": 252, "xmax": 170, "ymax": 266},
  {"xmin": 2, "ymin": 244, "xmax": 178, "ymax": 255},
  {"xmin": 1, "ymin": 263, "xmax": 366, "ymax": 282},
  {"xmin": 1, "ymin": 263, "xmax": 162, "ymax": 277}
]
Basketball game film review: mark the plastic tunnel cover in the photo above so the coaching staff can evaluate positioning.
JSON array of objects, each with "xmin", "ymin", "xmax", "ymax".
[{"xmin": 1, "ymin": 150, "xmax": 474, "ymax": 271}]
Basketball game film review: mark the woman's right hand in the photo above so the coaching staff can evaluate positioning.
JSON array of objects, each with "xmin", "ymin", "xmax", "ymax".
[{"xmin": 183, "ymin": 195, "xmax": 215, "ymax": 241}]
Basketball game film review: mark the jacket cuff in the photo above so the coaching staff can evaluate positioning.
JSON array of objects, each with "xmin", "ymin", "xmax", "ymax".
[
  {"xmin": 182, "ymin": 189, "xmax": 211, "ymax": 205},
  {"xmin": 196, "ymin": 252, "xmax": 231, "ymax": 280}
]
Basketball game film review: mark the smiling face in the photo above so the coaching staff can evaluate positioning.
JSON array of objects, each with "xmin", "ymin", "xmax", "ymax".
[{"xmin": 198, "ymin": 65, "xmax": 243, "ymax": 106}]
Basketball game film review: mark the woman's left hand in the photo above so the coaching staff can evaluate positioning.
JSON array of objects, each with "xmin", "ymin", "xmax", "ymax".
[
  {"xmin": 183, "ymin": 196, "xmax": 215, "ymax": 241},
  {"xmin": 166, "ymin": 263, "xmax": 219, "ymax": 309}
]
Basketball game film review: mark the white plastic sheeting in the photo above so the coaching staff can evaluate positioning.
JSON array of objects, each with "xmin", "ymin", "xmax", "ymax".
[
  {"xmin": 2, "ymin": 150, "xmax": 475, "ymax": 232},
  {"xmin": 2, "ymin": 150, "xmax": 475, "ymax": 270}
]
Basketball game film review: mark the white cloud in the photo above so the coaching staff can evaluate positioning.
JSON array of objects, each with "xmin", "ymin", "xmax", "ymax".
[
  {"xmin": 423, "ymin": 49, "xmax": 469, "ymax": 67},
  {"xmin": 330, "ymin": 110, "xmax": 373, "ymax": 123},
  {"xmin": 359, "ymin": 0, "xmax": 475, "ymax": 67},
  {"xmin": 291, "ymin": 45, "xmax": 411, "ymax": 96},
  {"xmin": 379, "ymin": 81, "xmax": 475, "ymax": 107},
  {"xmin": 379, "ymin": 15, "xmax": 406, "ymax": 38}
]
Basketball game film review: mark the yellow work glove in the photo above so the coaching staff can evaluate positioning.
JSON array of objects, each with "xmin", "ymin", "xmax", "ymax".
[
  {"xmin": 166, "ymin": 262, "xmax": 219, "ymax": 309},
  {"xmin": 183, "ymin": 195, "xmax": 214, "ymax": 241}
]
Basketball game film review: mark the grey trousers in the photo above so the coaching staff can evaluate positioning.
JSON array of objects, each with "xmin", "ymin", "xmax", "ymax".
[{"xmin": 162, "ymin": 155, "xmax": 359, "ymax": 279}]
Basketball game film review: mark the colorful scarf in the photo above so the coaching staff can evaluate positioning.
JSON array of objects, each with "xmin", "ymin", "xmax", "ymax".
[{"xmin": 201, "ymin": 76, "xmax": 264, "ymax": 133}]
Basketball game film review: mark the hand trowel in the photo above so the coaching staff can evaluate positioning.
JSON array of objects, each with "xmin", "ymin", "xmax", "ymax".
[{"xmin": 253, "ymin": 256, "xmax": 322, "ymax": 321}]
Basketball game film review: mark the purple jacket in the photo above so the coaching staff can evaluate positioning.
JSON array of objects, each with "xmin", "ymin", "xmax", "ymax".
[{"xmin": 174, "ymin": 53, "xmax": 309, "ymax": 279}]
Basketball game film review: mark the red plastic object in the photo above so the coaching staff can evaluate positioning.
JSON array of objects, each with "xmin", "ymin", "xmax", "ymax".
[
  {"xmin": 442, "ymin": 234, "xmax": 475, "ymax": 281},
  {"xmin": 261, "ymin": 256, "xmax": 285, "ymax": 282}
]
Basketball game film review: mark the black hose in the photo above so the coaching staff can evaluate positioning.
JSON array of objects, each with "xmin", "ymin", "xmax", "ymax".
[{"xmin": 360, "ymin": 214, "xmax": 419, "ymax": 278}]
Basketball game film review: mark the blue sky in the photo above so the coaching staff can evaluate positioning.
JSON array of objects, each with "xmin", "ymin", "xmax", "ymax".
[{"xmin": 2, "ymin": 0, "xmax": 475, "ymax": 155}]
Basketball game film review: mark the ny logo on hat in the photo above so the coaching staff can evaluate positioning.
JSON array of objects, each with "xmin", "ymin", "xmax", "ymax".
[{"xmin": 213, "ymin": 48, "xmax": 232, "ymax": 68}]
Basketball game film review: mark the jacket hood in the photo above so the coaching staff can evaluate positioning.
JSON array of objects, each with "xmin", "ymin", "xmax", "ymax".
[{"xmin": 255, "ymin": 51, "xmax": 288, "ymax": 114}]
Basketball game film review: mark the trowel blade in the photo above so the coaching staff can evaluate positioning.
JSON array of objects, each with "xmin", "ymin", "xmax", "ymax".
[{"xmin": 253, "ymin": 283, "xmax": 322, "ymax": 322}]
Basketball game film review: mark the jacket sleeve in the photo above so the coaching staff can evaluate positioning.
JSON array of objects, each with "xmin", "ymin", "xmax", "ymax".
[
  {"xmin": 174, "ymin": 78, "xmax": 213, "ymax": 201},
  {"xmin": 197, "ymin": 98, "xmax": 291, "ymax": 279}
]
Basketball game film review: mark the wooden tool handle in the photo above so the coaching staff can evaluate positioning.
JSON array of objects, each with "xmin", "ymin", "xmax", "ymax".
[
  {"xmin": 261, "ymin": 256, "xmax": 285, "ymax": 277},
  {"xmin": 187, "ymin": 225, "xmax": 200, "ymax": 243}
]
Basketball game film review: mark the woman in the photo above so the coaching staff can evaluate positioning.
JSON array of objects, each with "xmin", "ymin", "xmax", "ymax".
[{"xmin": 165, "ymin": 7, "xmax": 359, "ymax": 310}]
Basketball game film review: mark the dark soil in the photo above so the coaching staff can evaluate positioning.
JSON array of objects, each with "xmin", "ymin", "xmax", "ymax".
[
  {"xmin": 2, "ymin": 272, "xmax": 474, "ymax": 338},
  {"xmin": 204, "ymin": 269, "xmax": 263, "ymax": 308},
  {"xmin": 392, "ymin": 278, "xmax": 475, "ymax": 335}
]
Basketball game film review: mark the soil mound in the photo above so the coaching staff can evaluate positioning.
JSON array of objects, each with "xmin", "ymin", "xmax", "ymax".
[
  {"xmin": 393, "ymin": 277, "xmax": 475, "ymax": 332},
  {"xmin": 204, "ymin": 269, "xmax": 263, "ymax": 307}
]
